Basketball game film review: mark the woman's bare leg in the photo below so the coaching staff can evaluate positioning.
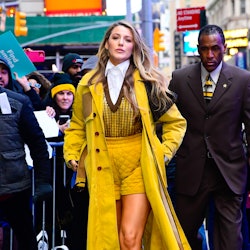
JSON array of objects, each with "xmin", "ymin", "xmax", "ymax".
[{"xmin": 119, "ymin": 193, "xmax": 151, "ymax": 250}]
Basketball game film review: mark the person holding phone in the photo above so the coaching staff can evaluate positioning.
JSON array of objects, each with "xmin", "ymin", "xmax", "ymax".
[
  {"xmin": 38, "ymin": 72, "xmax": 76, "ymax": 247},
  {"xmin": 47, "ymin": 72, "xmax": 75, "ymax": 136}
]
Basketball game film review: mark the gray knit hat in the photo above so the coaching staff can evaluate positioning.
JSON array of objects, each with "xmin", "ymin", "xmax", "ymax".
[{"xmin": 81, "ymin": 55, "xmax": 98, "ymax": 71}]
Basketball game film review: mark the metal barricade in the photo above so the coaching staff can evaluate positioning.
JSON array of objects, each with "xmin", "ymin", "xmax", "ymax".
[
  {"xmin": 5, "ymin": 141, "xmax": 69, "ymax": 250},
  {"xmin": 48, "ymin": 141, "xmax": 64, "ymax": 250},
  {"xmin": 33, "ymin": 140, "xmax": 69, "ymax": 250}
]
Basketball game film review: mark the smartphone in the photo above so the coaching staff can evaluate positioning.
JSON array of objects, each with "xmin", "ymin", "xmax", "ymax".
[
  {"xmin": 25, "ymin": 50, "xmax": 45, "ymax": 63},
  {"xmin": 59, "ymin": 115, "xmax": 70, "ymax": 125}
]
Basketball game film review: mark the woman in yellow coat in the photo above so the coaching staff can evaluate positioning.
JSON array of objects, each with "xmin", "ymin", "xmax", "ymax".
[{"xmin": 64, "ymin": 21, "xmax": 190, "ymax": 250}]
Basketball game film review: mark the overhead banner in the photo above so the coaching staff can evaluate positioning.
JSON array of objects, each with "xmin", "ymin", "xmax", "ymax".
[{"xmin": 44, "ymin": 0, "xmax": 103, "ymax": 15}]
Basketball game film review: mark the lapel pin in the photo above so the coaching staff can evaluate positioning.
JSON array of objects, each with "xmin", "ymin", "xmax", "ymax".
[{"xmin": 223, "ymin": 84, "xmax": 227, "ymax": 88}]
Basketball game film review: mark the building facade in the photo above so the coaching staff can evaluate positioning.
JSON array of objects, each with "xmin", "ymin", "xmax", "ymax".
[
  {"xmin": 207, "ymin": 0, "xmax": 250, "ymax": 30},
  {"xmin": 166, "ymin": 0, "xmax": 207, "ymax": 75},
  {"xmin": 206, "ymin": 0, "xmax": 250, "ymax": 69}
]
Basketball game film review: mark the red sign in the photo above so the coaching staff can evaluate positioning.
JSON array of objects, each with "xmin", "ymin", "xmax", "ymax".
[{"xmin": 176, "ymin": 7, "xmax": 205, "ymax": 32}]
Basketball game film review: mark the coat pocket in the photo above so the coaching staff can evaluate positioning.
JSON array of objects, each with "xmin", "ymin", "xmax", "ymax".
[
  {"xmin": 0, "ymin": 150, "xmax": 28, "ymax": 184},
  {"xmin": 82, "ymin": 92, "xmax": 93, "ymax": 120},
  {"xmin": 228, "ymin": 146, "xmax": 246, "ymax": 161},
  {"xmin": 1, "ymin": 150, "xmax": 25, "ymax": 160}
]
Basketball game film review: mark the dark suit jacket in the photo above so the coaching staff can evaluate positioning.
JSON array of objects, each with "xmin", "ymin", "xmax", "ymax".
[{"xmin": 169, "ymin": 62, "xmax": 250, "ymax": 196}]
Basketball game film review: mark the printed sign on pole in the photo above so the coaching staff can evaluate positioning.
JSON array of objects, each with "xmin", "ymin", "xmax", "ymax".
[{"xmin": 176, "ymin": 7, "xmax": 205, "ymax": 32}]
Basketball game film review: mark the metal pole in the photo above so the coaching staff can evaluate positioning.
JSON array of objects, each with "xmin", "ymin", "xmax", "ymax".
[
  {"xmin": 246, "ymin": 14, "xmax": 249, "ymax": 69},
  {"xmin": 55, "ymin": 51, "xmax": 60, "ymax": 71},
  {"xmin": 49, "ymin": 141, "xmax": 64, "ymax": 249},
  {"xmin": 126, "ymin": 0, "xmax": 132, "ymax": 22},
  {"xmin": 52, "ymin": 145, "xmax": 56, "ymax": 249},
  {"xmin": 141, "ymin": 0, "xmax": 153, "ymax": 53}
]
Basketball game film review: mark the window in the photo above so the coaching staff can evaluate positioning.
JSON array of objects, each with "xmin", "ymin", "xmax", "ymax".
[
  {"xmin": 240, "ymin": 0, "xmax": 246, "ymax": 14},
  {"xmin": 231, "ymin": 0, "xmax": 235, "ymax": 15}
]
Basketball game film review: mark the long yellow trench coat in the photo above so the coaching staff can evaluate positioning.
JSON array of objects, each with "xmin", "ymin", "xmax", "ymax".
[{"xmin": 64, "ymin": 70, "xmax": 191, "ymax": 250}]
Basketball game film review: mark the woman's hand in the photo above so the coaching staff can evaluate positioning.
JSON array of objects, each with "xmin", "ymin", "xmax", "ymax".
[
  {"xmin": 58, "ymin": 120, "xmax": 70, "ymax": 134},
  {"xmin": 46, "ymin": 106, "xmax": 56, "ymax": 118},
  {"xmin": 14, "ymin": 72, "xmax": 31, "ymax": 92},
  {"xmin": 68, "ymin": 160, "xmax": 78, "ymax": 172}
]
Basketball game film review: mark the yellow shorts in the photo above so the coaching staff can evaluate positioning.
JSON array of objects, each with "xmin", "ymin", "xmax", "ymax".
[{"xmin": 106, "ymin": 133, "xmax": 145, "ymax": 200}]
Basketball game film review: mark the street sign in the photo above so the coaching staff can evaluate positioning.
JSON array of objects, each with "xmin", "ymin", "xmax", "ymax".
[{"xmin": 176, "ymin": 6, "xmax": 205, "ymax": 32}]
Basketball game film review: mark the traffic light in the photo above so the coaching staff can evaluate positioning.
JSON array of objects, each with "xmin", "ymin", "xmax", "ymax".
[
  {"xmin": 153, "ymin": 27, "xmax": 165, "ymax": 52},
  {"xmin": 14, "ymin": 11, "xmax": 28, "ymax": 36}
]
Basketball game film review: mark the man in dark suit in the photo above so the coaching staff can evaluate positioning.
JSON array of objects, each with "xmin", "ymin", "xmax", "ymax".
[{"xmin": 169, "ymin": 24, "xmax": 250, "ymax": 250}]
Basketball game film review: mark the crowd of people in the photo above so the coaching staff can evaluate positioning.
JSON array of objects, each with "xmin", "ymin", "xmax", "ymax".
[
  {"xmin": 0, "ymin": 50, "xmax": 96, "ymax": 249},
  {"xmin": 0, "ymin": 21, "xmax": 250, "ymax": 250}
]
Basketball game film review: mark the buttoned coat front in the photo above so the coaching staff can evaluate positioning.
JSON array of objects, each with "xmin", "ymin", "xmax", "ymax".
[{"xmin": 64, "ymin": 70, "xmax": 190, "ymax": 249}]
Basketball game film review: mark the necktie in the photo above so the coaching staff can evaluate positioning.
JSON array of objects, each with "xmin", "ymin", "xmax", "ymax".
[{"xmin": 203, "ymin": 74, "xmax": 213, "ymax": 102}]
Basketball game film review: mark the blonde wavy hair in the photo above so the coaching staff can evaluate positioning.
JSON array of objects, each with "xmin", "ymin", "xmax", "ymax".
[{"xmin": 88, "ymin": 20, "xmax": 174, "ymax": 116}]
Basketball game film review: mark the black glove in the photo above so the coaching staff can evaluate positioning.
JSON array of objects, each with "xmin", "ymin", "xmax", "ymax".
[{"xmin": 33, "ymin": 180, "xmax": 53, "ymax": 203}]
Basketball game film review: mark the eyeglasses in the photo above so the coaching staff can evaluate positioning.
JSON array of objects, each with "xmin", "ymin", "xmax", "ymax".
[{"xmin": 28, "ymin": 82, "xmax": 41, "ymax": 88}]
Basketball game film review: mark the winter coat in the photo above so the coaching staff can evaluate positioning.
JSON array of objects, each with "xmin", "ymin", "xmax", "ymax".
[
  {"xmin": 64, "ymin": 69, "xmax": 190, "ymax": 249},
  {"xmin": 0, "ymin": 87, "xmax": 51, "ymax": 195}
]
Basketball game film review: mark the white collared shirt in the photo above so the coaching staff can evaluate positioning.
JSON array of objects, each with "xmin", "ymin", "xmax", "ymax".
[
  {"xmin": 105, "ymin": 59, "xmax": 130, "ymax": 104},
  {"xmin": 201, "ymin": 61, "xmax": 222, "ymax": 85}
]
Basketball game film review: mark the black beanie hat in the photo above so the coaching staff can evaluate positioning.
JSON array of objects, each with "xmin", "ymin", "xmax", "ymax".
[
  {"xmin": 51, "ymin": 73, "xmax": 75, "ymax": 98},
  {"xmin": 62, "ymin": 53, "xmax": 83, "ymax": 72}
]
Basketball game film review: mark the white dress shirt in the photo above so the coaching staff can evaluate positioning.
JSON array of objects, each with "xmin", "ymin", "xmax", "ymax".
[
  {"xmin": 105, "ymin": 59, "xmax": 130, "ymax": 104},
  {"xmin": 201, "ymin": 61, "xmax": 222, "ymax": 94}
]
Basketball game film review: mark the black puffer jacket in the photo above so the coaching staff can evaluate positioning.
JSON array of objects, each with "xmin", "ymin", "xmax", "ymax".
[{"xmin": 0, "ymin": 86, "xmax": 51, "ymax": 195}]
